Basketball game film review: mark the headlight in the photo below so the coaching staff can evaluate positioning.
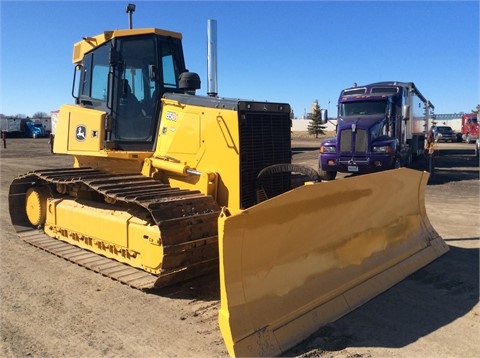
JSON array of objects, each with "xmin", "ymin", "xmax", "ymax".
[
  {"xmin": 372, "ymin": 145, "xmax": 392, "ymax": 153},
  {"xmin": 320, "ymin": 145, "xmax": 336, "ymax": 153}
]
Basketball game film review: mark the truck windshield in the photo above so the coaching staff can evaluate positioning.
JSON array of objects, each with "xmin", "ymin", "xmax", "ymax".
[{"xmin": 340, "ymin": 100, "xmax": 388, "ymax": 117}]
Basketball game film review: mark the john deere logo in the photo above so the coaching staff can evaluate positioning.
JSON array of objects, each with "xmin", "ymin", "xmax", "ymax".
[{"xmin": 76, "ymin": 125, "xmax": 86, "ymax": 141}]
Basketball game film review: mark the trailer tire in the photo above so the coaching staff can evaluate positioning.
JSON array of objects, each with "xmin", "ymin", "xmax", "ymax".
[
  {"xmin": 393, "ymin": 156, "xmax": 402, "ymax": 169},
  {"xmin": 319, "ymin": 167, "xmax": 337, "ymax": 181},
  {"xmin": 406, "ymin": 152, "xmax": 413, "ymax": 167}
]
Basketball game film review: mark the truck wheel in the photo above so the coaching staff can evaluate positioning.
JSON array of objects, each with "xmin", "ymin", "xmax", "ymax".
[
  {"xmin": 405, "ymin": 153, "xmax": 413, "ymax": 167},
  {"xmin": 393, "ymin": 156, "xmax": 402, "ymax": 169},
  {"xmin": 319, "ymin": 167, "xmax": 337, "ymax": 181}
]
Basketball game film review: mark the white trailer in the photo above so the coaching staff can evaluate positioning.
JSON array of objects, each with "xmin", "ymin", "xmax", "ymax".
[{"xmin": 0, "ymin": 118, "xmax": 23, "ymax": 135}]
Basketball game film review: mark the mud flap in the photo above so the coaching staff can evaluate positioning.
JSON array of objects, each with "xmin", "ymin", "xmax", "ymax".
[{"xmin": 218, "ymin": 168, "xmax": 448, "ymax": 357}]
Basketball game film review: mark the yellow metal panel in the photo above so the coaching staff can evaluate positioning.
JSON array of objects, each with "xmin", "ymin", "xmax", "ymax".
[
  {"xmin": 44, "ymin": 198, "xmax": 163, "ymax": 272},
  {"xmin": 54, "ymin": 105, "xmax": 105, "ymax": 153},
  {"xmin": 155, "ymin": 99, "xmax": 241, "ymax": 210},
  {"xmin": 156, "ymin": 109, "xmax": 202, "ymax": 155},
  {"xmin": 74, "ymin": 155, "xmax": 148, "ymax": 173},
  {"xmin": 54, "ymin": 105, "xmax": 151, "ymax": 172},
  {"xmin": 218, "ymin": 168, "xmax": 449, "ymax": 357}
]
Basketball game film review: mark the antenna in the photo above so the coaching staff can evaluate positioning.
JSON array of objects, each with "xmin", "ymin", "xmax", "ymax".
[{"xmin": 126, "ymin": 3, "xmax": 136, "ymax": 29}]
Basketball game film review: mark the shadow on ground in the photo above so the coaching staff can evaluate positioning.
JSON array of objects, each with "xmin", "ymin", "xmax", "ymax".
[{"xmin": 285, "ymin": 244, "xmax": 479, "ymax": 356}]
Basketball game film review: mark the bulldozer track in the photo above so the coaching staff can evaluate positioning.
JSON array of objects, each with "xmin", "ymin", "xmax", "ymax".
[
  {"xmin": 19, "ymin": 230, "xmax": 159, "ymax": 289},
  {"xmin": 9, "ymin": 168, "xmax": 221, "ymax": 290}
]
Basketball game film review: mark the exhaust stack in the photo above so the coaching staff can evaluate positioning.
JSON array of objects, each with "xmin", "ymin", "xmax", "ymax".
[{"xmin": 207, "ymin": 19, "xmax": 218, "ymax": 97}]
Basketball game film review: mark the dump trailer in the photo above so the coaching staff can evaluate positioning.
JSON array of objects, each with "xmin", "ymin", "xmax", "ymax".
[
  {"xmin": 319, "ymin": 81, "xmax": 434, "ymax": 180},
  {"xmin": 8, "ymin": 18, "xmax": 448, "ymax": 357}
]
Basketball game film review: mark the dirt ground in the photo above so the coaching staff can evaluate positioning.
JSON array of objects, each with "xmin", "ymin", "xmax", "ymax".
[{"xmin": 0, "ymin": 135, "xmax": 478, "ymax": 358}]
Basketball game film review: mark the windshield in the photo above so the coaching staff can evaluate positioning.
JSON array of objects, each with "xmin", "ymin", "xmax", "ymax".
[{"xmin": 340, "ymin": 100, "xmax": 388, "ymax": 117}]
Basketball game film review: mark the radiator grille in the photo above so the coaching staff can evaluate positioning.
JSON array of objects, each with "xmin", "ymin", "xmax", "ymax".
[
  {"xmin": 339, "ymin": 129, "xmax": 368, "ymax": 153},
  {"xmin": 355, "ymin": 129, "xmax": 368, "ymax": 152},
  {"xmin": 340, "ymin": 130, "xmax": 352, "ymax": 152},
  {"xmin": 238, "ymin": 108, "xmax": 291, "ymax": 209}
]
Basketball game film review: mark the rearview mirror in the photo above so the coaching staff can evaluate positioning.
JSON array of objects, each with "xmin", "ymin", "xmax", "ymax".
[
  {"xmin": 402, "ymin": 105, "xmax": 410, "ymax": 120},
  {"xmin": 320, "ymin": 109, "xmax": 328, "ymax": 124}
]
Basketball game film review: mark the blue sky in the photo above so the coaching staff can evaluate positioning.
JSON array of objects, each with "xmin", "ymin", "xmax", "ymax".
[{"xmin": 1, "ymin": 0, "xmax": 478, "ymax": 118}]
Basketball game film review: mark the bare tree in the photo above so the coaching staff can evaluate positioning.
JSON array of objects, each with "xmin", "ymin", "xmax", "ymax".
[{"xmin": 33, "ymin": 112, "xmax": 49, "ymax": 119}]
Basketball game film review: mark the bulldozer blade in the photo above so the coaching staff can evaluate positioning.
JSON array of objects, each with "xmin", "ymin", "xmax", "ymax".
[{"xmin": 218, "ymin": 168, "xmax": 448, "ymax": 357}]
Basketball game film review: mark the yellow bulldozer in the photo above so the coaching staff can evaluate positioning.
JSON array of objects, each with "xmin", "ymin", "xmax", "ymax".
[{"xmin": 8, "ymin": 13, "xmax": 448, "ymax": 357}]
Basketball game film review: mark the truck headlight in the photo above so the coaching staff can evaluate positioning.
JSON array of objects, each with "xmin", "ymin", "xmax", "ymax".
[
  {"xmin": 372, "ymin": 145, "xmax": 392, "ymax": 153},
  {"xmin": 320, "ymin": 145, "xmax": 336, "ymax": 153}
]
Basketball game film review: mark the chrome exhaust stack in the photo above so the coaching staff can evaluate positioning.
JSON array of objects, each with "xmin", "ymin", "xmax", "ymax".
[{"xmin": 207, "ymin": 19, "xmax": 218, "ymax": 97}]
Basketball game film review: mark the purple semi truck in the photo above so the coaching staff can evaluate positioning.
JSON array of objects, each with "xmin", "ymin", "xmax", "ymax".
[{"xmin": 318, "ymin": 81, "xmax": 434, "ymax": 180}]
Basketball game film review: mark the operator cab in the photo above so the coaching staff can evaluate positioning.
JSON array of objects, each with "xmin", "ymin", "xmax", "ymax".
[{"xmin": 73, "ymin": 30, "xmax": 198, "ymax": 151}]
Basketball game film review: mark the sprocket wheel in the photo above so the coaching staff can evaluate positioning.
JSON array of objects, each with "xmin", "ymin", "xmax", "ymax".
[{"xmin": 25, "ymin": 187, "xmax": 49, "ymax": 226}]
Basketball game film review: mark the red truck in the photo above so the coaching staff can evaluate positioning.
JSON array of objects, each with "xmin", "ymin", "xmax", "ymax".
[{"xmin": 461, "ymin": 113, "xmax": 478, "ymax": 143}]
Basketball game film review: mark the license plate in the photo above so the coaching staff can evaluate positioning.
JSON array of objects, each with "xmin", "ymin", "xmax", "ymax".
[{"xmin": 348, "ymin": 165, "xmax": 359, "ymax": 172}]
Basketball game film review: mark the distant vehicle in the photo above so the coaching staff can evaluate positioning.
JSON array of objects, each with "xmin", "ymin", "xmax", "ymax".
[
  {"xmin": 318, "ymin": 81, "xmax": 434, "ymax": 180},
  {"xmin": 25, "ymin": 121, "xmax": 46, "ymax": 138},
  {"xmin": 432, "ymin": 125, "xmax": 456, "ymax": 142},
  {"xmin": 461, "ymin": 113, "xmax": 478, "ymax": 143},
  {"xmin": 0, "ymin": 117, "xmax": 24, "ymax": 136}
]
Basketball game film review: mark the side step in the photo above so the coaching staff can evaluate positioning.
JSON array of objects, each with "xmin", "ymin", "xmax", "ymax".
[{"xmin": 19, "ymin": 230, "xmax": 159, "ymax": 290}]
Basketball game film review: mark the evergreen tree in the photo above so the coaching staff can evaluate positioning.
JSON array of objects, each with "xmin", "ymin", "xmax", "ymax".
[{"xmin": 307, "ymin": 100, "xmax": 326, "ymax": 138}]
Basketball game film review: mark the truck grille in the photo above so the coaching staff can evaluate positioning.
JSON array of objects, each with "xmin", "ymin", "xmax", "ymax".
[
  {"xmin": 340, "ymin": 130, "xmax": 352, "ymax": 152},
  {"xmin": 238, "ymin": 103, "xmax": 291, "ymax": 209},
  {"xmin": 339, "ymin": 129, "xmax": 368, "ymax": 153},
  {"xmin": 356, "ymin": 129, "xmax": 368, "ymax": 152}
]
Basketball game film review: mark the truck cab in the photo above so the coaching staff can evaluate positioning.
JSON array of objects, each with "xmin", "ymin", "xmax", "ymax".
[
  {"xmin": 461, "ymin": 113, "xmax": 478, "ymax": 143},
  {"xmin": 25, "ymin": 121, "xmax": 46, "ymax": 138},
  {"xmin": 319, "ymin": 82, "xmax": 433, "ymax": 180}
]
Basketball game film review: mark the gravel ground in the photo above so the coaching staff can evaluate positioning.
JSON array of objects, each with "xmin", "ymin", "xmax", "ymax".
[{"xmin": 1, "ymin": 135, "xmax": 478, "ymax": 358}]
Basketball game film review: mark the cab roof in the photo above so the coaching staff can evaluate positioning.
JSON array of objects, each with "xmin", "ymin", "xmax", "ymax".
[{"xmin": 72, "ymin": 28, "xmax": 182, "ymax": 63}]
